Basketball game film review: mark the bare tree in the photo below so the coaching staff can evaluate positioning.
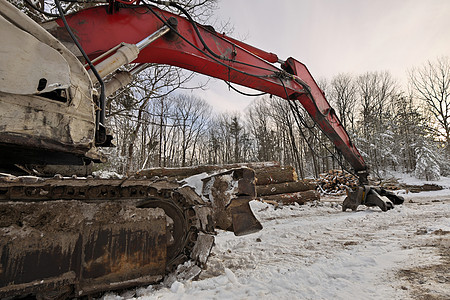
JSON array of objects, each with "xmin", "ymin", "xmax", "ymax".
[
  {"xmin": 410, "ymin": 57, "xmax": 450, "ymax": 145},
  {"xmin": 172, "ymin": 94, "xmax": 212, "ymax": 167},
  {"xmin": 160, "ymin": 0, "xmax": 219, "ymax": 23},
  {"xmin": 357, "ymin": 72, "xmax": 396, "ymax": 132},
  {"xmin": 246, "ymin": 97, "xmax": 279, "ymax": 162},
  {"xmin": 330, "ymin": 73, "xmax": 358, "ymax": 131},
  {"xmin": 11, "ymin": 0, "xmax": 219, "ymax": 20},
  {"xmin": 355, "ymin": 71, "xmax": 397, "ymax": 177}
]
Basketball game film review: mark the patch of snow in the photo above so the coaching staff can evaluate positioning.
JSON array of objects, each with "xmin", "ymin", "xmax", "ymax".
[
  {"xmin": 222, "ymin": 174, "xmax": 238, "ymax": 203},
  {"xmin": 92, "ymin": 170, "xmax": 123, "ymax": 179},
  {"xmin": 224, "ymin": 268, "xmax": 239, "ymax": 285},
  {"xmin": 170, "ymin": 281, "xmax": 185, "ymax": 294},
  {"xmin": 182, "ymin": 172, "xmax": 210, "ymax": 196}
]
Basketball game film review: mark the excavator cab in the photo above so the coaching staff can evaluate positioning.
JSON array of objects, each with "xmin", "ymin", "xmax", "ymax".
[{"xmin": 0, "ymin": 0, "xmax": 105, "ymax": 172}]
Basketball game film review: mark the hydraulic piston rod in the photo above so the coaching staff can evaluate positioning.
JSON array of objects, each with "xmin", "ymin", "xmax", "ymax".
[
  {"xmin": 104, "ymin": 63, "xmax": 152, "ymax": 97},
  {"xmin": 88, "ymin": 24, "xmax": 171, "ymax": 84},
  {"xmin": 136, "ymin": 26, "xmax": 171, "ymax": 50}
]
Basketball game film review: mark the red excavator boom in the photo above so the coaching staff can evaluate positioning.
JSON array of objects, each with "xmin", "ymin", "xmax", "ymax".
[{"xmin": 48, "ymin": 2, "xmax": 367, "ymax": 176}]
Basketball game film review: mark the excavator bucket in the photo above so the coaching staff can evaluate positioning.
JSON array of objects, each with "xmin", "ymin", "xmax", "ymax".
[
  {"xmin": 201, "ymin": 168, "xmax": 262, "ymax": 236},
  {"xmin": 343, "ymin": 186, "xmax": 404, "ymax": 212},
  {"xmin": 229, "ymin": 197, "xmax": 263, "ymax": 236}
]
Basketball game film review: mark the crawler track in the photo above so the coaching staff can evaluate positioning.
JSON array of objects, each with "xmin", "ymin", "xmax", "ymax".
[{"xmin": 0, "ymin": 174, "xmax": 215, "ymax": 298}]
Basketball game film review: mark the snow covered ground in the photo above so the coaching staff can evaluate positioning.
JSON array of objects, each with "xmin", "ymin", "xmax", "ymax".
[{"xmin": 102, "ymin": 178, "xmax": 450, "ymax": 300}]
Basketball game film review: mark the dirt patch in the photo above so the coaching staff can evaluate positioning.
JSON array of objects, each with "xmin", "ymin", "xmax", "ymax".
[{"xmin": 398, "ymin": 237, "xmax": 450, "ymax": 299}]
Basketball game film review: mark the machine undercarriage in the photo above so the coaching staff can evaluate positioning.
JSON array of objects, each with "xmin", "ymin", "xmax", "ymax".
[{"xmin": 0, "ymin": 168, "xmax": 261, "ymax": 298}]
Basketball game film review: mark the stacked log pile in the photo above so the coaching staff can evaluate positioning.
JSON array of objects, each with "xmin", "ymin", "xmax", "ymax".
[
  {"xmin": 254, "ymin": 165, "xmax": 320, "ymax": 205},
  {"xmin": 317, "ymin": 170, "xmax": 359, "ymax": 195},
  {"xmin": 138, "ymin": 162, "xmax": 319, "ymax": 206},
  {"xmin": 315, "ymin": 170, "xmax": 444, "ymax": 195}
]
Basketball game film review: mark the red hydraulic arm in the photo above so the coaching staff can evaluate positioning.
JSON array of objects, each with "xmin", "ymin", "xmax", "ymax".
[{"xmin": 53, "ymin": 3, "xmax": 367, "ymax": 175}]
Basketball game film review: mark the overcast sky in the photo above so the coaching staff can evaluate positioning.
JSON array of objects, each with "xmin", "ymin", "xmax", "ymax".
[{"xmin": 191, "ymin": 0, "xmax": 450, "ymax": 113}]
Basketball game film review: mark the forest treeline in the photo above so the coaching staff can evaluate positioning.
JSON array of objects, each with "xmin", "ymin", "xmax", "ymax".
[{"xmin": 104, "ymin": 57, "xmax": 450, "ymax": 181}]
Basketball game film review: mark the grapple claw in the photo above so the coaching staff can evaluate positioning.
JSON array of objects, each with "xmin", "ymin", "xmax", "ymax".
[
  {"xmin": 343, "ymin": 185, "xmax": 400, "ymax": 212},
  {"xmin": 229, "ymin": 197, "xmax": 262, "ymax": 236},
  {"xmin": 343, "ymin": 186, "xmax": 369, "ymax": 211},
  {"xmin": 365, "ymin": 189, "xmax": 393, "ymax": 211},
  {"xmin": 375, "ymin": 187, "xmax": 405, "ymax": 205},
  {"xmin": 201, "ymin": 167, "xmax": 262, "ymax": 236}
]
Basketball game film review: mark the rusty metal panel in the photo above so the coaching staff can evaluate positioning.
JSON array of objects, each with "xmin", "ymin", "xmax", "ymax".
[
  {"xmin": 79, "ymin": 221, "xmax": 167, "ymax": 295},
  {"xmin": 0, "ymin": 234, "xmax": 82, "ymax": 297},
  {"xmin": 0, "ymin": 0, "xmax": 98, "ymax": 163},
  {"xmin": 0, "ymin": 201, "xmax": 167, "ymax": 298}
]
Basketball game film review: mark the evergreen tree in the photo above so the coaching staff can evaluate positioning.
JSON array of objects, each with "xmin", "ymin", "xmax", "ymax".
[{"xmin": 414, "ymin": 143, "xmax": 440, "ymax": 181}]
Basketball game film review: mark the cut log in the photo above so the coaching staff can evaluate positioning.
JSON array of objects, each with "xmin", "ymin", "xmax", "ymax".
[
  {"xmin": 256, "ymin": 179, "xmax": 316, "ymax": 196},
  {"xmin": 137, "ymin": 162, "xmax": 281, "ymax": 180},
  {"xmin": 260, "ymin": 190, "xmax": 320, "ymax": 205},
  {"xmin": 254, "ymin": 166, "xmax": 298, "ymax": 185},
  {"xmin": 240, "ymin": 161, "xmax": 281, "ymax": 169},
  {"xmin": 405, "ymin": 183, "xmax": 443, "ymax": 193}
]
